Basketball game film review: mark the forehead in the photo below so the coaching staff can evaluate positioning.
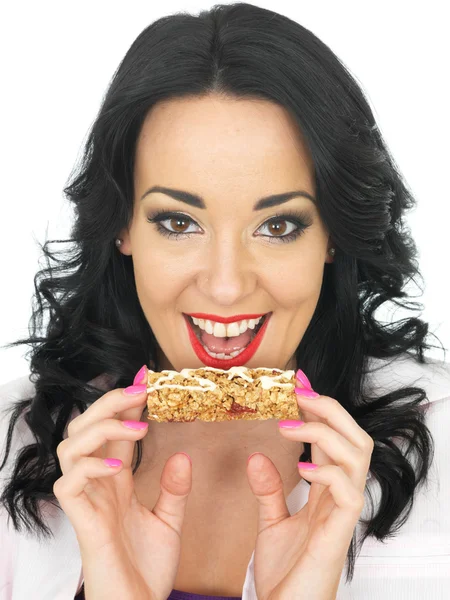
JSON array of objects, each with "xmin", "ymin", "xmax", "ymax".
[{"xmin": 134, "ymin": 95, "xmax": 315, "ymax": 193}]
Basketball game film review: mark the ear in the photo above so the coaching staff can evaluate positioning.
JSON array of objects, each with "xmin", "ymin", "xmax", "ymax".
[{"xmin": 117, "ymin": 229, "xmax": 132, "ymax": 255}]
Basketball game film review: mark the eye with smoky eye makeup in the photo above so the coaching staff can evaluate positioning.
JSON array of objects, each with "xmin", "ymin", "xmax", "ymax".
[{"xmin": 146, "ymin": 208, "xmax": 313, "ymax": 244}]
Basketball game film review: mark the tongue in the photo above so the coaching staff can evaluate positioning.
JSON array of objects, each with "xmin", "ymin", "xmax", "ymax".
[{"xmin": 200, "ymin": 328, "xmax": 254, "ymax": 353}]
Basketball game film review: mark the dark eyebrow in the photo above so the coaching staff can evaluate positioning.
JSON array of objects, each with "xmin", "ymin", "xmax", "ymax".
[{"xmin": 140, "ymin": 185, "xmax": 315, "ymax": 211}]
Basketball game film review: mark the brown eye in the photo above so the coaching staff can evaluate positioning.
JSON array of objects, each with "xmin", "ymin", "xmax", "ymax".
[
  {"xmin": 146, "ymin": 211, "xmax": 200, "ymax": 239},
  {"xmin": 267, "ymin": 219, "xmax": 288, "ymax": 236},
  {"xmin": 169, "ymin": 216, "xmax": 190, "ymax": 233},
  {"xmin": 147, "ymin": 209, "xmax": 311, "ymax": 243}
]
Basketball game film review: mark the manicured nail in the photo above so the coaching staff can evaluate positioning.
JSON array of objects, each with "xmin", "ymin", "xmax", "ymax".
[
  {"xmin": 295, "ymin": 387, "xmax": 320, "ymax": 398},
  {"xmin": 296, "ymin": 369, "xmax": 312, "ymax": 390},
  {"xmin": 298, "ymin": 462, "xmax": 318, "ymax": 470},
  {"xmin": 133, "ymin": 365, "xmax": 147, "ymax": 386},
  {"xmin": 123, "ymin": 384, "xmax": 147, "ymax": 395},
  {"xmin": 278, "ymin": 420, "xmax": 305, "ymax": 428},
  {"xmin": 104, "ymin": 458, "xmax": 122, "ymax": 468},
  {"xmin": 122, "ymin": 420, "xmax": 148, "ymax": 430}
]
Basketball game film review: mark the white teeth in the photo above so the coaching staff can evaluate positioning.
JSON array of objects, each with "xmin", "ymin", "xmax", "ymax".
[
  {"xmin": 226, "ymin": 321, "xmax": 241, "ymax": 337},
  {"xmin": 191, "ymin": 316, "xmax": 264, "ymax": 337},
  {"xmin": 212, "ymin": 322, "xmax": 227, "ymax": 337}
]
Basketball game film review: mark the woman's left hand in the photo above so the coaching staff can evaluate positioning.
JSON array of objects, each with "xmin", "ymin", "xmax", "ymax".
[{"xmin": 246, "ymin": 371, "xmax": 374, "ymax": 600}]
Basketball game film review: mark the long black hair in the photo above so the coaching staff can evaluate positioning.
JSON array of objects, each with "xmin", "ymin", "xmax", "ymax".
[{"xmin": 0, "ymin": 2, "xmax": 446, "ymax": 584}]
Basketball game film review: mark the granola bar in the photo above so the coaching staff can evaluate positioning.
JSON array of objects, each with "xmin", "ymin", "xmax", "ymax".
[{"xmin": 146, "ymin": 366, "xmax": 301, "ymax": 422}]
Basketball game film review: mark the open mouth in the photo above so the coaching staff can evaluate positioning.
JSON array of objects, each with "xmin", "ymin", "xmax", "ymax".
[
  {"xmin": 183, "ymin": 312, "xmax": 272, "ymax": 367},
  {"xmin": 186, "ymin": 314, "xmax": 269, "ymax": 348}
]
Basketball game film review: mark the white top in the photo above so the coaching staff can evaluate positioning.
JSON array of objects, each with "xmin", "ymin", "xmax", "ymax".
[{"xmin": 1, "ymin": 353, "xmax": 449, "ymax": 599}]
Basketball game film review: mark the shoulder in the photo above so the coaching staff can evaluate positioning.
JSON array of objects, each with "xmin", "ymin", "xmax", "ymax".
[
  {"xmin": 0, "ymin": 374, "xmax": 85, "ymax": 598},
  {"xmin": 0, "ymin": 371, "xmax": 116, "ymax": 487},
  {"xmin": 336, "ymin": 355, "xmax": 450, "ymax": 597},
  {"xmin": 0, "ymin": 373, "xmax": 36, "ymax": 411},
  {"xmin": 0, "ymin": 374, "xmax": 37, "ymax": 595},
  {"xmin": 357, "ymin": 354, "xmax": 450, "ymax": 552},
  {"xmin": 0, "ymin": 374, "xmax": 37, "ymax": 487}
]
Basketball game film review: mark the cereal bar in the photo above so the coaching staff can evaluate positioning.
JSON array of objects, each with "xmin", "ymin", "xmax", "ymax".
[{"xmin": 146, "ymin": 365, "xmax": 301, "ymax": 422}]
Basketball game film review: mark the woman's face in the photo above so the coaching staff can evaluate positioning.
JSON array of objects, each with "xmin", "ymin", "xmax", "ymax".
[{"xmin": 118, "ymin": 94, "xmax": 333, "ymax": 372}]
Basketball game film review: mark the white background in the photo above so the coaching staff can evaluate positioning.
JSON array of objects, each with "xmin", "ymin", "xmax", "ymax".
[{"xmin": 0, "ymin": 0, "xmax": 449, "ymax": 382}]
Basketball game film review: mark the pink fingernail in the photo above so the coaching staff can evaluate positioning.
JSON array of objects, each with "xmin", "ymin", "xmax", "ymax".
[
  {"xmin": 104, "ymin": 458, "xmax": 122, "ymax": 468},
  {"xmin": 133, "ymin": 365, "xmax": 147, "ymax": 386},
  {"xmin": 123, "ymin": 384, "xmax": 147, "ymax": 395},
  {"xmin": 278, "ymin": 420, "xmax": 305, "ymax": 428},
  {"xmin": 122, "ymin": 420, "xmax": 148, "ymax": 430},
  {"xmin": 296, "ymin": 369, "xmax": 313, "ymax": 390},
  {"xmin": 295, "ymin": 387, "xmax": 320, "ymax": 398},
  {"xmin": 298, "ymin": 462, "xmax": 318, "ymax": 470}
]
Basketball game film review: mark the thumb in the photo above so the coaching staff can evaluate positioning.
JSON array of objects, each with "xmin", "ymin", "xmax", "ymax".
[
  {"xmin": 152, "ymin": 452, "xmax": 192, "ymax": 536},
  {"xmin": 246, "ymin": 453, "xmax": 290, "ymax": 534}
]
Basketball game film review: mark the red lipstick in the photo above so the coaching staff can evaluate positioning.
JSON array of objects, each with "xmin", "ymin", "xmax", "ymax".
[{"xmin": 183, "ymin": 313, "xmax": 271, "ymax": 368}]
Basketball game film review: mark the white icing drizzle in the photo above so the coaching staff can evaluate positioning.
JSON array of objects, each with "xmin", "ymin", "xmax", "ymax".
[{"xmin": 146, "ymin": 366, "xmax": 295, "ymax": 394}]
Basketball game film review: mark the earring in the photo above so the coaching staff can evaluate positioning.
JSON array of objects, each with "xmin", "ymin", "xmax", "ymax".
[
  {"xmin": 115, "ymin": 238, "xmax": 122, "ymax": 247},
  {"xmin": 329, "ymin": 248, "xmax": 335, "ymax": 256}
]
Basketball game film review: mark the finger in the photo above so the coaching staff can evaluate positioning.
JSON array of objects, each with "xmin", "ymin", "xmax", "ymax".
[
  {"xmin": 107, "ymin": 366, "xmax": 149, "ymax": 462},
  {"xmin": 294, "ymin": 392, "xmax": 374, "ymax": 492},
  {"xmin": 53, "ymin": 455, "xmax": 124, "ymax": 529},
  {"xmin": 295, "ymin": 391, "xmax": 373, "ymax": 452},
  {"xmin": 67, "ymin": 385, "xmax": 148, "ymax": 439},
  {"xmin": 279, "ymin": 422, "xmax": 363, "ymax": 482},
  {"xmin": 294, "ymin": 378, "xmax": 333, "ymax": 471},
  {"xmin": 246, "ymin": 453, "xmax": 290, "ymax": 535},
  {"xmin": 151, "ymin": 453, "xmax": 192, "ymax": 538},
  {"xmin": 57, "ymin": 418, "xmax": 148, "ymax": 473},
  {"xmin": 67, "ymin": 380, "xmax": 148, "ymax": 466},
  {"xmin": 298, "ymin": 463, "xmax": 365, "ymax": 538}
]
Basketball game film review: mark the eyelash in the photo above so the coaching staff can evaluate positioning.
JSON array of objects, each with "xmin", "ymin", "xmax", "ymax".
[{"xmin": 146, "ymin": 210, "xmax": 312, "ymax": 244}]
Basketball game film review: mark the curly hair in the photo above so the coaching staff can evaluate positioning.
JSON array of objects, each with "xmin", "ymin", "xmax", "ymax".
[{"xmin": 0, "ymin": 2, "xmax": 447, "ymax": 584}]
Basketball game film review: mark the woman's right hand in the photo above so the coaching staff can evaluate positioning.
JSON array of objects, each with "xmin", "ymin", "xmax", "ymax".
[{"xmin": 53, "ymin": 366, "xmax": 192, "ymax": 600}]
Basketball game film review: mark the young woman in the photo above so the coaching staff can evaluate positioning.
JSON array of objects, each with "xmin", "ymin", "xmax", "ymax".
[{"xmin": 1, "ymin": 3, "xmax": 449, "ymax": 599}]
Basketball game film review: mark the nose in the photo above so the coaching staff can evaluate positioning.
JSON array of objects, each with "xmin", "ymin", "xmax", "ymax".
[{"xmin": 199, "ymin": 233, "xmax": 257, "ymax": 306}]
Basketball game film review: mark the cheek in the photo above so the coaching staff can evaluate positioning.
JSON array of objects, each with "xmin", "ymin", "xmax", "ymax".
[
  {"xmin": 133, "ymin": 259, "xmax": 189, "ymax": 309},
  {"xmin": 267, "ymin": 256, "xmax": 325, "ymax": 306},
  {"xmin": 130, "ymin": 235, "xmax": 202, "ymax": 306}
]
